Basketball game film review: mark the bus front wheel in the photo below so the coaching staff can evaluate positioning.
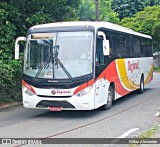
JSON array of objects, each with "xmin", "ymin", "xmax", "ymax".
[{"xmin": 101, "ymin": 85, "xmax": 114, "ymax": 110}]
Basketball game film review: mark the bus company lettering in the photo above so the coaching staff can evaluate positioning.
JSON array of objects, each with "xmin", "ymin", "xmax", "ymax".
[
  {"xmin": 51, "ymin": 90, "xmax": 71, "ymax": 95},
  {"xmin": 128, "ymin": 60, "xmax": 139, "ymax": 73},
  {"xmin": 57, "ymin": 90, "xmax": 71, "ymax": 94}
]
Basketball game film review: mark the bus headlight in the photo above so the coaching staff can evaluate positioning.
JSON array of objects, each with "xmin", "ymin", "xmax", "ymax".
[
  {"xmin": 76, "ymin": 85, "xmax": 93, "ymax": 97},
  {"xmin": 23, "ymin": 86, "xmax": 35, "ymax": 96}
]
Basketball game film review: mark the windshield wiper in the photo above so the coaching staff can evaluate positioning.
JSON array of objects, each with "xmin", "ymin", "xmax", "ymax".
[
  {"xmin": 35, "ymin": 56, "xmax": 50, "ymax": 78},
  {"xmin": 54, "ymin": 45, "xmax": 73, "ymax": 81},
  {"xmin": 56, "ymin": 57, "xmax": 73, "ymax": 81}
]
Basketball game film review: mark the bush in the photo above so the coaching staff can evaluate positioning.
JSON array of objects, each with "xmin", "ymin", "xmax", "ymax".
[
  {"xmin": 0, "ymin": 60, "xmax": 22, "ymax": 104},
  {"xmin": 0, "ymin": 0, "xmax": 80, "ymax": 104},
  {"xmin": 0, "ymin": 3, "xmax": 22, "ymax": 104},
  {"xmin": 154, "ymin": 67, "xmax": 160, "ymax": 71}
]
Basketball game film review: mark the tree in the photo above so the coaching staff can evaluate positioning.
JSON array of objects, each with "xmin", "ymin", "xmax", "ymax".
[
  {"xmin": 98, "ymin": 0, "xmax": 119, "ymax": 23},
  {"xmin": 111, "ymin": 0, "xmax": 160, "ymax": 20},
  {"xmin": 99, "ymin": 0, "xmax": 112, "ymax": 20},
  {"xmin": 0, "ymin": 2, "xmax": 19, "ymax": 60},
  {"xmin": 120, "ymin": 6, "xmax": 160, "ymax": 52},
  {"xmin": 77, "ymin": 0, "xmax": 120, "ymax": 23},
  {"xmin": 152, "ymin": 22, "xmax": 160, "ymax": 44},
  {"xmin": 150, "ymin": 0, "xmax": 160, "ymax": 6},
  {"xmin": 8, "ymin": 0, "xmax": 81, "ymax": 35},
  {"xmin": 0, "ymin": 0, "xmax": 81, "ymax": 103},
  {"xmin": 77, "ymin": 0, "xmax": 95, "ymax": 20}
]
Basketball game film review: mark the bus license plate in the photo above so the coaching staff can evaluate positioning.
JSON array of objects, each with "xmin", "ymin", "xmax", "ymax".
[{"xmin": 49, "ymin": 107, "xmax": 62, "ymax": 111}]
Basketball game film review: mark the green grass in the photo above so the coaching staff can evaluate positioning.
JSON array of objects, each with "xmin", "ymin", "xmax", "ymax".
[
  {"xmin": 138, "ymin": 126, "xmax": 158, "ymax": 138},
  {"xmin": 129, "ymin": 143, "xmax": 138, "ymax": 147},
  {"xmin": 154, "ymin": 67, "xmax": 160, "ymax": 71},
  {"xmin": 129, "ymin": 126, "xmax": 158, "ymax": 147}
]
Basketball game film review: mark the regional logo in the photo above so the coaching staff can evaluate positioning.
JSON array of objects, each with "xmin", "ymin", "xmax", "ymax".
[{"xmin": 51, "ymin": 90, "xmax": 56, "ymax": 95}]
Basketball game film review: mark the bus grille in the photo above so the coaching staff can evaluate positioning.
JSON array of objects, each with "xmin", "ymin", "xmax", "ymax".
[
  {"xmin": 36, "ymin": 100, "xmax": 75, "ymax": 108},
  {"xmin": 37, "ymin": 95, "xmax": 72, "ymax": 98}
]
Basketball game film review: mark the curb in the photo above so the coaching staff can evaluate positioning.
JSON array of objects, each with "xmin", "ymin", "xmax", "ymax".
[
  {"xmin": 0, "ymin": 102, "xmax": 22, "ymax": 110},
  {"xmin": 153, "ymin": 71, "xmax": 160, "ymax": 73}
]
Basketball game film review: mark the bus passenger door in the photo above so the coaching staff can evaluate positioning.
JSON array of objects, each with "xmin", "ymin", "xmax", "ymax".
[
  {"xmin": 95, "ymin": 79, "xmax": 108, "ymax": 108},
  {"xmin": 94, "ymin": 31, "xmax": 109, "ymax": 108}
]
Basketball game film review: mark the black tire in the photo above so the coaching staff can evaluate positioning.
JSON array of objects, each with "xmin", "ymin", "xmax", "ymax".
[
  {"xmin": 101, "ymin": 85, "xmax": 114, "ymax": 110},
  {"xmin": 137, "ymin": 75, "xmax": 144, "ymax": 94}
]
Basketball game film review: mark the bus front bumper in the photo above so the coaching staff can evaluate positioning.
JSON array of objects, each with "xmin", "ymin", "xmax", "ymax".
[{"xmin": 23, "ymin": 91, "xmax": 95, "ymax": 110}]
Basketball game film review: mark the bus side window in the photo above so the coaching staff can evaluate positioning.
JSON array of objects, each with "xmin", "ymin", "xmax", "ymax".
[
  {"xmin": 145, "ymin": 39, "xmax": 152, "ymax": 57},
  {"xmin": 112, "ymin": 33, "xmax": 127, "ymax": 58},
  {"xmin": 134, "ymin": 37, "xmax": 141, "ymax": 57},
  {"xmin": 96, "ymin": 37, "xmax": 104, "ymax": 65},
  {"xmin": 140, "ymin": 38, "xmax": 146, "ymax": 57}
]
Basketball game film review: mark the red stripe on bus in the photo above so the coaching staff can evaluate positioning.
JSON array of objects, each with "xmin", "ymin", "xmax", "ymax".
[
  {"xmin": 22, "ymin": 80, "xmax": 36, "ymax": 94},
  {"xmin": 73, "ymin": 79, "xmax": 95, "ymax": 95},
  {"xmin": 74, "ymin": 61, "xmax": 130, "ymax": 96},
  {"xmin": 74, "ymin": 61, "xmax": 129, "ymax": 96},
  {"xmin": 97, "ymin": 61, "xmax": 129, "ymax": 96}
]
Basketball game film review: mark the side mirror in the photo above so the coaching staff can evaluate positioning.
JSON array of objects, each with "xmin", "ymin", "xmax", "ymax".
[
  {"xmin": 15, "ymin": 43, "xmax": 20, "ymax": 60},
  {"xmin": 98, "ymin": 31, "xmax": 110, "ymax": 56},
  {"xmin": 103, "ymin": 39, "xmax": 110, "ymax": 56},
  {"xmin": 15, "ymin": 37, "xmax": 26, "ymax": 59}
]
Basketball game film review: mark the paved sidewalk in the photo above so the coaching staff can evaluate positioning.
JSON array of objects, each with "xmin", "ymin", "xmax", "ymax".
[
  {"xmin": 138, "ymin": 71, "xmax": 160, "ymax": 147},
  {"xmin": 0, "ymin": 102, "xmax": 22, "ymax": 111},
  {"xmin": 138, "ymin": 118, "xmax": 160, "ymax": 147},
  {"xmin": 153, "ymin": 71, "xmax": 160, "ymax": 80}
]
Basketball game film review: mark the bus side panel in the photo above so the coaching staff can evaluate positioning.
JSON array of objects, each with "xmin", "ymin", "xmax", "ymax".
[
  {"xmin": 115, "ymin": 57, "xmax": 153, "ymax": 99},
  {"xmin": 96, "ymin": 60, "xmax": 130, "ymax": 101},
  {"xmin": 94, "ymin": 79, "xmax": 110, "ymax": 109},
  {"xmin": 95, "ymin": 57, "xmax": 153, "ymax": 105}
]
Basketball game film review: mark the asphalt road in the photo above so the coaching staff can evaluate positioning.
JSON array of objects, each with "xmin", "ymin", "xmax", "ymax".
[{"xmin": 0, "ymin": 72, "xmax": 160, "ymax": 146}]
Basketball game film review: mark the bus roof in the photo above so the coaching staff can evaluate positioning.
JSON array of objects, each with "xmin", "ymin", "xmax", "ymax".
[{"xmin": 31, "ymin": 21, "xmax": 152, "ymax": 39}]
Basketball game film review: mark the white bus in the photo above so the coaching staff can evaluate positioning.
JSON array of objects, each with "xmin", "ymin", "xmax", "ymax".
[{"xmin": 15, "ymin": 21, "xmax": 153, "ymax": 111}]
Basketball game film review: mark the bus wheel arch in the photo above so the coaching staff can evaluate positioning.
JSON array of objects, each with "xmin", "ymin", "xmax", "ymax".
[{"xmin": 101, "ymin": 82, "xmax": 115, "ymax": 110}]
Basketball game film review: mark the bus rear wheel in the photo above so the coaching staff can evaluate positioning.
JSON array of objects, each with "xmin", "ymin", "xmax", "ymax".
[
  {"xmin": 137, "ymin": 75, "xmax": 144, "ymax": 94},
  {"xmin": 101, "ymin": 85, "xmax": 114, "ymax": 110}
]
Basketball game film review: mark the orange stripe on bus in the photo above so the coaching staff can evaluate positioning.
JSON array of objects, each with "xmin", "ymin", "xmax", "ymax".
[
  {"xmin": 144, "ymin": 64, "xmax": 153, "ymax": 85},
  {"xmin": 117, "ymin": 59, "xmax": 137, "ymax": 90}
]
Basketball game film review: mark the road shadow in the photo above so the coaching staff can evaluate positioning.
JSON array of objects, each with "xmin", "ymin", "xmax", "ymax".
[
  {"xmin": 112, "ymin": 88, "xmax": 155, "ymax": 108},
  {"xmin": 32, "ymin": 108, "xmax": 103, "ymax": 120}
]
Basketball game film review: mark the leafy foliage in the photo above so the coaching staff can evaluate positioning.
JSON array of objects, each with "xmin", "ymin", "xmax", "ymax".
[
  {"xmin": 0, "ymin": 60, "xmax": 22, "ymax": 103},
  {"xmin": 77, "ymin": 0, "xmax": 95, "ymax": 20},
  {"xmin": 9, "ymin": 0, "xmax": 80, "ymax": 35},
  {"xmin": 152, "ymin": 22, "xmax": 160, "ymax": 43},
  {"xmin": 0, "ymin": 2, "xmax": 18, "ymax": 60},
  {"xmin": 0, "ymin": 0, "xmax": 80, "ymax": 103},
  {"xmin": 112, "ymin": 0, "xmax": 160, "ymax": 20},
  {"xmin": 120, "ymin": 6, "xmax": 160, "ymax": 36},
  {"xmin": 120, "ymin": 6, "xmax": 160, "ymax": 52},
  {"xmin": 99, "ymin": 0, "xmax": 120, "ymax": 23},
  {"xmin": 77, "ymin": 0, "xmax": 120, "ymax": 23}
]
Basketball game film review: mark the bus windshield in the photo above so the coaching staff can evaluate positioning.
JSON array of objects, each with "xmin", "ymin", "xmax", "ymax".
[{"xmin": 23, "ymin": 31, "xmax": 93, "ymax": 79}]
